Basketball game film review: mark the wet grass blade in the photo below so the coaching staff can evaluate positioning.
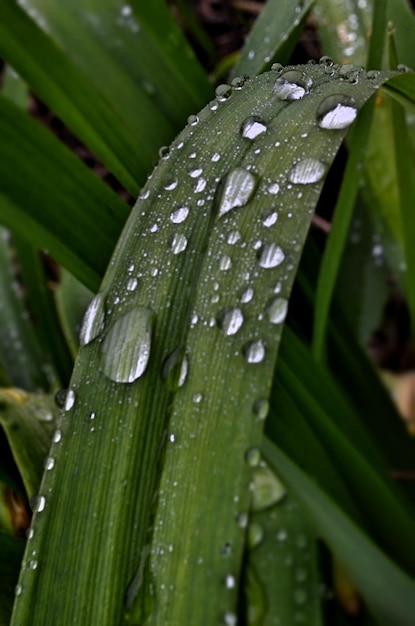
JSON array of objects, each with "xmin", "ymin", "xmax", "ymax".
[
  {"xmin": 10, "ymin": 65, "xmax": 398, "ymax": 625},
  {"xmin": 0, "ymin": 96, "xmax": 129, "ymax": 292},
  {"xmin": 263, "ymin": 439, "xmax": 415, "ymax": 626}
]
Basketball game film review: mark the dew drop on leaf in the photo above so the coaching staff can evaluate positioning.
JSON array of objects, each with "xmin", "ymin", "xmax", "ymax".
[
  {"xmin": 258, "ymin": 243, "xmax": 285, "ymax": 269},
  {"xmin": 240, "ymin": 116, "xmax": 267, "ymax": 140},
  {"xmin": 219, "ymin": 255, "xmax": 232, "ymax": 271},
  {"xmin": 217, "ymin": 307, "xmax": 244, "ymax": 336},
  {"xmin": 163, "ymin": 346, "xmax": 188, "ymax": 390},
  {"xmin": 266, "ymin": 297, "xmax": 288, "ymax": 324},
  {"xmin": 126, "ymin": 277, "xmax": 138, "ymax": 292},
  {"xmin": 64, "ymin": 389, "xmax": 75, "ymax": 411},
  {"xmin": 245, "ymin": 447, "xmax": 261, "ymax": 467},
  {"xmin": 273, "ymin": 70, "xmax": 312, "ymax": 100},
  {"xmin": 170, "ymin": 206, "xmax": 189, "ymax": 224},
  {"xmin": 251, "ymin": 466, "xmax": 286, "ymax": 511},
  {"xmin": 253, "ymin": 397, "xmax": 269, "ymax": 420},
  {"xmin": 262, "ymin": 211, "xmax": 278, "ymax": 228},
  {"xmin": 171, "ymin": 233, "xmax": 188, "ymax": 255},
  {"xmin": 243, "ymin": 340, "xmax": 266, "ymax": 363},
  {"xmin": 224, "ymin": 574, "xmax": 236, "ymax": 589},
  {"xmin": 79, "ymin": 293, "xmax": 105, "ymax": 346},
  {"xmin": 217, "ymin": 168, "xmax": 257, "ymax": 218},
  {"xmin": 288, "ymin": 158, "xmax": 326, "ymax": 184},
  {"xmin": 240, "ymin": 287, "xmax": 254, "ymax": 303},
  {"xmin": 223, "ymin": 612, "xmax": 237, "ymax": 626},
  {"xmin": 52, "ymin": 429, "xmax": 62, "ymax": 444},
  {"xmin": 316, "ymin": 94, "xmax": 358, "ymax": 129},
  {"xmin": 101, "ymin": 307, "xmax": 155, "ymax": 383},
  {"xmin": 268, "ymin": 182, "xmax": 280, "ymax": 195},
  {"xmin": 34, "ymin": 495, "xmax": 46, "ymax": 513},
  {"xmin": 248, "ymin": 523, "xmax": 264, "ymax": 548},
  {"xmin": 44, "ymin": 456, "xmax": 55, "ymax": 471},
  {"xmin": 215, "ymin": 84, "xmax": 232, "ymax": 101}
]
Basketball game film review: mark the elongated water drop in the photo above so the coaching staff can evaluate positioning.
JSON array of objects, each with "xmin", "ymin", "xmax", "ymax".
[
  {"xmin": 262, "ymin": 211, "xmax": 278, "ymax": 227},
  {"xmin": 243, "ymin": 340, "xmax": 265, "ymax": 363},
  {"xmin": 217, "ymin": 308, "xmax": 244, "ymax": 336},
  {"xmin": 170, "ymin": 206, "xmax": 189, "ymax": 224},
  {"xmin": 258, "ymin": 243, "xmax": 285, "ymax": 269},
  {"xmin": 171, "ymin": 233, "xmax": 188, "ymax": 255},
  {"xmin": 217, "ymin": 168, "xmax": 257, "ymax": 218},
  {"xmin": 79, "ymin": 293, "xmax": 105, "ymax": 346},
  {"xmin": 163, "ymin": 346, "xmax": 189, "ymax": 390},
  {"xmin": 316, "ymin": 94, "xmax": 358, "ymax": 130},
  {"xmin": 288, "ymin": 158, "xmax": 326, "ymax": 184},
  {"xmin": 240, "ymin": 116, "xmax": 267, "ymax": 140},
  {"xmin": 101, "ymin": 307, "xmax": 155, "ymax": 383},
  {"xmin": 266, "ymin": 297, "xmax": 288, "ymax": 324}
]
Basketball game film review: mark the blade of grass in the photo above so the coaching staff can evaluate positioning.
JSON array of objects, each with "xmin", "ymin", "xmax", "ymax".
[
  {"xmin": 10, "ymin": 65, "xmax": 397, "ymax": 626},
  {"xmin": 0, "ymin": 96, "xmax": 129, "ymax": 292},
  {"xmin": 263, "ymin": 439, "xmax": 415, "ymax": 626}
]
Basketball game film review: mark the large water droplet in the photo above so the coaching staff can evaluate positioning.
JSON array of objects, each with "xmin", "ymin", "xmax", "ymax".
[
  {"xmin": 101, "ymin": 307, "xmax": 155, "ymax": 383},
  {"xmin": 316, "ymin": 94, "xmax": 358, "ymax": 130},
  {"xmin": 243, "ymin": 340, "xmax": 265, "ymax": 363},
  {"xmin": 258, "ymin": 243, "xmax": 285, "ymax": 269},
  {"xmin": 217, "ymin": 168, "xmax": 257, "ymax": 218},
  {"xmin": 262, "ymin": 211, "xmax": 278, "ymax": 228},
  {"xmin": 170, "ymin": 206, "xmax": 189, "ymax": 224},
  {"xmin": 79, "ymin": 293, "xmax": 105, "ymax": 346},
  {"xmin": 288, "ymin": 158, "xmax": 326, "ymax": 184},
  {"xmin": 273, "ymin": 70, "xmax": 312, "ymax": 100},
  {"xmin": 252, "ymin": 466, "xmax": 286, "ymax": 511},
  {"xmin": 64, "ymin": 389, "xmax": 75, "ymax": 411},
  {"xmin": 215, "ymin": 84, "xmax": 232, "ymax": 101},
  {"xmin": 266, "ymin": 297, "xmax": 288, "ymax": 324},
  {"xmin": 217, "ymin": 308, "xmax": 244, "ymax": 336},
  {"xmin": 240, "ymin": 116, "xmax": 267, "ymax": 140}
]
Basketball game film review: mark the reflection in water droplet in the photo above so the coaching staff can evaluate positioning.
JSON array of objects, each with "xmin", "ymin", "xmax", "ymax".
[
  {"xmin": 262, "ymin": 211, "xmax": 278, "ymax": 228},
  {"xmin": 80, "ymin": 293, "xmax": 105, "ymax": 346},
  {"xmin": 163, "ymin": 177, "xmax": 178, "ymax": 191},
  {"xmin": 171, "ymin": 233, "xmax": 188, "ymax": 255},
  {"xmin": 274, "ymin": 70, "xmax": 312, "ymax": 100},
  {"xmin": 188, "ymin": 166, "xmax": 203, "ymax": 178},
  {"xmin": 216, "ymin": 84, "xmax": 232, "ymax": 101},
  {"xmin": 64, "ymin": 389, "xmax": 75, "ymax": 411},
  {"xmin": 258, "ymin": 243, "xmax": 285, "ymax": 269},
  {"xmin": 237, "ymin": 512, "xmax": 249, "ymax": 528},
  {"xmin": 170, "ymin": 206, "xmax": 189, "ymax": 224},
  {"xmin": 193, "ymin": 392, "xmax": 203, "ymax": 404},
  {"xmin": 243, "ymin": 340, "xmax": 265, "ymax": 363},
  {"xmin": 288, "ymin": 158, "xmax": 326, "ymax": 184},
  {"xmin": 240, "ymin": 116, "xmax": 267, "ymax": 139},
  {"xmin": 217, "ymin": 308, "xmax": 244, "ymax": 336},
  {"xmin": 101, "ymin": 307, "xmax": 155, "ymax": 383},
  {"xmin": 266, "ymin": 297, "xmax": 288, "ymax": 324},
  {"xmin": 316, "ymin": 94, "xmax": 358, "ymax": 130},
  {"xmin": 217, "ymin": 168, "xmax": 257, "ymax": 218}
]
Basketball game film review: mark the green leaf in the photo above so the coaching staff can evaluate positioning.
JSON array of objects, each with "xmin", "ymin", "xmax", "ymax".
[
  {"xmin": 231, "ymin": 0, "xmax": 316, "ymax": 79},
  {"xmin": 10, "ymin": 65, "xmax": 396, "ymax": 625},
  {"xmin": 0, "ymin": 96, "xmax": 129, "ymax": 292},
  {"xmin": 263, "ymin": 439, "xmax": 415, "ymax": 626}
]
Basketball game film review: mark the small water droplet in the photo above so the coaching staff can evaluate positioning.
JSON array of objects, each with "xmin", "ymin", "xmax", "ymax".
[
  {"xmin": 288, "ymin": 158, "xmax": 326, "ymax": 184},
  {"xmin": 15, "ymin": 584, "xmax": 22, "ymax": 596},
  {"xmin": 29, "ymin": 560, "xmax": 38, "ymax": 570},
  {"xmin": 268, "ymin": 182, "xmax": 280, "ymax": 195},
  {"xmin": 26, "ymin": 528, "xmax": 34, "ymax": 540},
  {"xmin": 231, "ymin": 75, "xmax": 249, "ymax": 89},
  {"xmin": 163, "ymin": 177, "xmax": 178, "ymax": 191},
  {"xmin": 80, "ymin": 293, "xmax": 105, "ymax": 346},
  {"xmin": 245, "ymin": 447, "xmax": 261, "ymax": 467},
  {"xmin": 44, "ymin": 456, "xmax": 55, "ymax": 471},
  {"xmin": 227, "ymin": 230, "xmax": 241, "ymax": 245},
  {"xmin": 163, "ymin": 347, "xmax": 188, "ymax": 390},
  {"xmin": 253, "ymin": 398, "xmax": 269, "ymax": 420},
  {"xmin": 52, "ymin": 429, "xmax": 62, "ymax": 444},
  {"xmin": 248, "ymin": 523, "xmax": 264, "ymax": 548},
  {"xmin": 34, "ymin": 495, "xmax": 46, "ymax": 513},
  {"xmin": 101, "ymin": 307, "xmax": 155, "ymax": 383},
  {"xmin": 219, "ymin": 255, "xmax": 232, "ymax": 271},
  {"xmin": 273, "ymin": 70, "xmax": 312, "ymax": 100},
  {"xmin": 215, "ymin": 84, "xmax": 232, "ymax": 101},
  {"xmin": 170, "ymin": 206, "xmax": 189, "ymax": 224},
  {"xmin": 193, "ymin": 392, "xmax": 203, "ymax": 404},
  {"xmin": 64, "ymin": 389, "xmax": 75, "ymax": 411},
  {"xmin": 240, "ymin": 116, "xmax": 267, "ymax": 140},
  {"xmin": 225, "ymin": 574, "xmax": 236, "ymax": 589},
  {"xmin": 243, "ymin": 340, "xmax": 266, "ymax": 363},
  {"xmin": 266, "ymin": 297, "xmax": 288, "ymax": 324},
  {"xmin": 211, "ymin": 152, "xmax": 221, "ymax": 162},
  {"xmin": 217, "ymin": 307, "xmax": 244, "ymax": 336},
  {"xmin": 171, "ymin": 233, "xmax": 188, "ymax": 255},
  {"xmin": 262, "ymin": 211, "xmax": 278, "ymax": 228},
  {"xmin": 237, "ymin": 512, "xmax": 249, "ymax": 528},
  {"xmin": 258, "ymin": 243, "xmax": 285, "ymax": 268},
  {"xmin": 126, "ymin": 277, "xmax": 138, "ymax": 292},
  {"xmin": 169, "ymin": 433, "xmax": 176, "ymax": 443},
  {"xmin": 188, "ymin": 166, "xmax": 203, "ymax": 178},
  {"xmin": 223, "ymin": 612, "xmax": 237, "ymax": 626},
  {"xmin": 188, "ymin": 114, "xmax": 199, "ymax": 126},
  {"xmin": 193, "ymin": 178, "xmax": 207, "ymax": 193},
  {"xmin": 240, "ymin": 287, "xmax": 254, "ymax": 303},
  {"xmin": 217, "ymin": 168, "xmax": 257, "ymax": 218},
  {"xmin": 158, "ymin": 146, "xmax": 170, "ymax": 160},
  {"xmin": 316, "ymin": 94, "xmax": 358, "ymax": 130}
]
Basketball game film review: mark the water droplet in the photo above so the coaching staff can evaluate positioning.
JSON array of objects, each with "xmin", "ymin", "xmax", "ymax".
[
  {"xmin": 217, "ymin": 308, "xmax": 244, "ymax": 336},
  {"xmin": 219, "ymin": 255, "xmax": 232, "ymax": 271},
  {"xmin": 29, "ymin": 559, "xmax": 38, "ymax": 570},
  {"xmin": 80, "ymin": 293, "xmax": 105, "ymax": 346},
  {"xmin": 316, "ymin": 94, "xmax": 358, "ymax": 130},
  {"xmin": 158, "ymin": 146, "xmax": 169, "ymax": 161},
  {"xmin": 217, "ymin": 168, "xmax": 257, "ymax": 218},
  {"xmin": 237, "ymin": 512, "xmax": 249, "ymax": 528},
  {"xmin": 240, "ymin": 287, "xmax": 254, "ymax": 303},
  {"xmin": 319, "ymin": 55, "xmax": 334, "ymax": 66},
  {"xmin": 163, "ymin": 177, "xmax": 178, "ymax": 191},
  {"xmin": 266, "ymin": 297, "xmax": 288, "ymax": 324},
  {"xmin": 163, "ymin": 347, "xmax": 188, "ymax": 390},
  {"xmin": 171, "ymin": 233, "xmax": 188, "ymax": 255},
  {"xmin": 268, "ymin": 182, "xmax": 280, "ymax": 195},
  {"xmin": 245, "ymin": 447, "xmax": 260, "ymax": 467},
  {"xmin": 240, "ymin": 116, "xmax": 267, "ymax": 140},
  {"xmin": 223, "ymin": 612, "xmax": 237, "ymax": 626},
  {"xmin": 227, "ymin": 230, "xmax": 241, "ymax": 245},
  {"xmin": 243, "ymin": 340, "xmax": 266, "ymax": 363},
  {"xmin": 215, "ymin": 84, "xmax": 232, "ymax": 101},
  {"xmin": 15, "ymin": 584, "xmax": 22, "ymax": 596},
  {"xmin": 169, "ymin": 433, "xmax": 176, "ymax": 443},
  {"xmin": 253, "ymin": 398, "xmax": 269, "ymax": 420},
  {"xmin": 187, "ymin": 114, "xmax": 199, "ymax": 126},
  {"xmin": 225, "ymin": 574, "xmax": 236, "ymax": 589},
  {"xmin": 231, "ymin": 75, "xmax": 249, "ymax": 89},
  {"xmin": 193, "ymin": 178, "xmax": 207, "ymax": 193},
  {"xmin": 188, "ymin": 166, "xmax": 203, "ymax": 178},
  {"xmin": 262, "ymin": 211, "xmax": 278, "ymax": 227},
  {"xmin": 101, "ymin": 307, "xmax": 155, "ymax": 383},
  {"xmin": 44, "ymin": 456, "xmax": 55, "ymax": 471},
  {"xmin": 288, "ymin": 158, "xmax": 326, "ymax": 184},
  {"xmin": 248, "ymin": 523, "xmax": 264, "ymax": 548},
  {"xmin": 211, "ymin": 152, "xmax": 221, "ymax": 162},
  {"xmin": 126, "ymin": 277, "xmax": 138, "ymax": 292},
  {"xmin": 34, "ymin": 495, "xmax": 46, "ymax": 513},
  {"xmin": 273, "ymin": 70, "xmax": 312, "ymax": 100},
  {"xmin": 258, "ymin": 243, "xmax": 285, "ymax": 268},
  {"xmin": 52, "ymin": 428, "xmax": 62, "ymax": 444},
  {"xmin": 277, "ymin": 528, "xmax": 288, "ymax": 542},
  {"xmin": 193, "ymin": 392, "xmax": 203, "ymax": 404},
  {"xmin": 26, "ymin": 528, "xmax": 34, "ymax": 540},
  {"xmin": 170, "ymin": 206, "xmax": 189, "ymax": 224},
  {"xmin": 64, "ymin": 389, "xmax": 75, "ymax": 411},
  {"xmin": 252, "ymin": 467, "xmax": 286, "ymax": 511}
]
